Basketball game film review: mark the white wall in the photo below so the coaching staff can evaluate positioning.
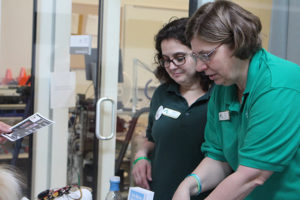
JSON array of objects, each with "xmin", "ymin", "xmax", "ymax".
[
  {"xmin": 0, "ymin": 0, "xmax": 33, "ymax": 79},
  {"xmin": 0, "ymin": 0, "xmax": 1, "ymax": 49},
  {"xmin": 121, "ymin": 0, "xmax": 189, "ymax": 90}
]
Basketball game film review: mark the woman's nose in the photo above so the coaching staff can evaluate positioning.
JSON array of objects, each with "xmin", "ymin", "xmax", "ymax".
[
  {"xmin": 168, "ymin": 61, "xmax": 178, "ymax": 70},
  {"xmin": 196, "ymin": 61, "xmax": 208, "ymax": 72}
]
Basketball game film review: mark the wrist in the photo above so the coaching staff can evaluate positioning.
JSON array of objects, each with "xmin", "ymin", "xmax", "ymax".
[
  {"xmin": 186, "ymin": 173, "xmax": 202, "ymax": 196},
  {"xmin": 134, "ymin": 150, "xmax": 148, "ymax": 160},
  {"xmin": 133, "ymin": 156, "xmax": 151, "ymax": 165}
]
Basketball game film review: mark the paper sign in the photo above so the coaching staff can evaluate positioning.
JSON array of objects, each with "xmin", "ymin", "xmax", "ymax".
[
  {"xmin": 70, "ymin": 35, "xmax": 92, "ymax": 55},
  {"xmin": 50, "ymin": 72, "xmax": 76, "ymax": 108}
]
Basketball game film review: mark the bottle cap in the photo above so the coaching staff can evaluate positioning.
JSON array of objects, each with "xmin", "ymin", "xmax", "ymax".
[{"xmin": 110, "ymin": 176, "xmax": 120, "ymax": 183}]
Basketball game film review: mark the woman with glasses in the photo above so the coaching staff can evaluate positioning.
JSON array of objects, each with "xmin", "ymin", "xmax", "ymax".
[
  {"xmin": 132, "ymin": 17, "xmax": 213, "ymax": 200},
  {"xmin": 173, "ymin": 1, "xmax": 300, "ymax": 200}
]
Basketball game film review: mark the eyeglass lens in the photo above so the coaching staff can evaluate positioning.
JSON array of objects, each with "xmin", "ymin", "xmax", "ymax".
[
  {"xmin": 160, "ymin": 55, "xmax": 186, "ymax": 68},
  {"xmin": 196, "ymin": 44, "xmax": 221, "ymax": 62}
]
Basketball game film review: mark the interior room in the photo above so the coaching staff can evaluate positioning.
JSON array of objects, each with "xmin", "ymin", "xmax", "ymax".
[{"xmin": 0, "ymin": 0, "xmax": 299, "ymax": 199}]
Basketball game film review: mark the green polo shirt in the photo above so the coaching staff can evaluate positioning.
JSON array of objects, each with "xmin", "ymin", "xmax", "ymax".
[
  {"xmin": 147, "ymin": 82, "xmax": 212, "ymax": 200},
  {"xmin": 202, "ymin": 49, "xmax": 300, "ymax": 199}
]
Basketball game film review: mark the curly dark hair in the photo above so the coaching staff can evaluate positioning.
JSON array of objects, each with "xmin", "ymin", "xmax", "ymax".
[{"xmin": 154, "ymin": 17, "xmax": 212, "ymax": 92}]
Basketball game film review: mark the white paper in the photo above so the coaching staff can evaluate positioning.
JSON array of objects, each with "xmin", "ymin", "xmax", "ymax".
[
  {"xmin": 70, "ymin": 35, "xmax": 92, "ymax": 48},
  {"xmin": 128, "ymin": 187, "xmax": 154, "ymax": 200},
  {"xmin": 1, "ymin": 113, "xmax": 54, "ymax": 141},
  {"xmin": 50, "ymin": 72, "xmax": 76, "ymax": 108}
]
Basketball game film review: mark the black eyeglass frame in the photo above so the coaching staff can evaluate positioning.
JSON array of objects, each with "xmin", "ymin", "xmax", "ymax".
[{"xmin": 159, "ymin": 53, "xmax": 195, "ymax": 68}]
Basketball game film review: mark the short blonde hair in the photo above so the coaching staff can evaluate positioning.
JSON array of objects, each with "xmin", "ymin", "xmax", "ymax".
[
  {"xmin": 0, "ymin": 165, "xmax": 24, "ymax": 200},
  {"xmin": 187, "ymin": 0, "xmax": 262, "ymax": 59}
]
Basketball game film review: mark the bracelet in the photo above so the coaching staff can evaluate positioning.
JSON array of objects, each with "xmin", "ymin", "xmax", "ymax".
[
  {"xmin": 187, "ymin": 173, "xmax": 202, "ymax": 195},
  {"xmin": 133, "ymin": 157, "xmax": 151, "ymax": 165}
]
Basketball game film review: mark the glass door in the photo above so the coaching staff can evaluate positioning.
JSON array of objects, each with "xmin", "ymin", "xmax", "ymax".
[{"xmin": 68, "ymin": 0, "xmax": 120, "ymax": 199}]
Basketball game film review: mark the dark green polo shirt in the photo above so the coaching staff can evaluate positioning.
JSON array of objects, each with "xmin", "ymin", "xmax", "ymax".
[
  {"xmin": 146, "ymin": 82, "xmax": 212, "ymax": 200},
  {"xmin": 202, "ymin": 49, "xmax": 300, "ymax": 199}
]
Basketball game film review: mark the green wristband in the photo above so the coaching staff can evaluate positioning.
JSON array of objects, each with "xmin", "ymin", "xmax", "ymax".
[
  {"xmin": 133, "ymin": 157, "xmax": 151, "ymax": 165},
  {"xmin": 187, "ymin": 173, "xmax": 202, "ymax": 195}
]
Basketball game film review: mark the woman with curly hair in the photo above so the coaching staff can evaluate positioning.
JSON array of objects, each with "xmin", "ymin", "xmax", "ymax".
[{"xmin": 132, "ymin": 17, "xmax": 213, "ymax": 200}]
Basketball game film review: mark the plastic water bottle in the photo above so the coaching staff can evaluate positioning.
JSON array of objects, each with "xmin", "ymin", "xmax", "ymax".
[{"xmin": 105, "ymin": 176, "xmax": 122, "ymax": 200}]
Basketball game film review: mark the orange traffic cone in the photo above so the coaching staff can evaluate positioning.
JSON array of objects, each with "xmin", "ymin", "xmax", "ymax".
[
  {"xmin": 2, "ymin": 69, "xmax": 13, "ymax": 84},
  {"xmin": 18, "ymin": 67, "xmax": 30, "ymax": 86}
]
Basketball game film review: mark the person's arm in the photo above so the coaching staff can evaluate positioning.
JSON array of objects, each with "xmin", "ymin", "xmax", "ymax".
[
  {"xmin": 206, "ymin": 165, "xmax": 273, "ymax": 200},
  {"xmin": 173, "ymin": 157, "xmax": 232, "ymax": 200},
  {"xmin": 132, "ymin": 137, "xmax": 155, "ymax": 190},
  {"xmin": 0, "ymin": 121, "xmax": 11, "ymax": 133},
  {"xmin": 0, "ymin": 121, "xmax": 11, "ymax": 142}
]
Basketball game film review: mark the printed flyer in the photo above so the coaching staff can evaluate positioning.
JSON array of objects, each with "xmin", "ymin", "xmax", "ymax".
[{"xmin": 1, "ymin": 113, "xmax": 54, "ymax": 142}]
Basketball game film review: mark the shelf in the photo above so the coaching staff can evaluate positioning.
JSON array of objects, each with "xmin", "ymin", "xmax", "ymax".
[
  {"xmin": 0, "ymin": 153, "xmax": 29, "ymax": 160},
  {"xmin": 0, "ymin": 116, "xmax": 23, "ymax": 121},
  {"xmin": 0, "ymin": 104, "xmax": 26, "ymax": 110},
  {"xmin": 72, "ymin": 0, "xmax": 98, "ymax": 6}
]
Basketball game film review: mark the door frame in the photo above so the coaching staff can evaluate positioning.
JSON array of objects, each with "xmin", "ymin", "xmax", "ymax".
[{"xmin": 95, "ymin": 0, "xmax": 121, "ymax": 199}]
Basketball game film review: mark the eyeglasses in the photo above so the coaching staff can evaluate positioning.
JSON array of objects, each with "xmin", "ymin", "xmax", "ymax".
[
  {"xmin": 159, "ymin": 53, "xmax": 194, "ymax": 68},
  {"xmin": 193, "ymin": 44, "xmax": 222, "ymax": 63}
]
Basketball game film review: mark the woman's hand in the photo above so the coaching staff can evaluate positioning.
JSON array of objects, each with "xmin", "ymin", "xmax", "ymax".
[
  {"xmin": 0, "ymin": 121, "xmax": 11, "ymax": 142},
  {"xmin": 0, "ymin": 121, "xmax": 11, "ymax": 133},
  {"xmin": 132, "ymin": 157, "xmax": 152, "ymax": 190},
  {"xmin": 173, "ymin": 157, "xmax": 233, "ymax": 200},
  {"xmin": 132, "ymin": 139, "xmax": 155, "ymax": 190},
  {"xmin": 172, "ymin": 175, "xmax": 197, "ymax": 200}
]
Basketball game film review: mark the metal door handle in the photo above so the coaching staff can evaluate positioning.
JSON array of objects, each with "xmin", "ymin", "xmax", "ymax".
[{"xmin": 95, "ymin": 97, "xmax": 116, "ymax": 140}]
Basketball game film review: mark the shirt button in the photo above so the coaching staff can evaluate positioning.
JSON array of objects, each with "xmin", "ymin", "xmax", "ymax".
[{"xmin": 185, "ymin": 112, "xmax": 190, "ymax": 116}]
